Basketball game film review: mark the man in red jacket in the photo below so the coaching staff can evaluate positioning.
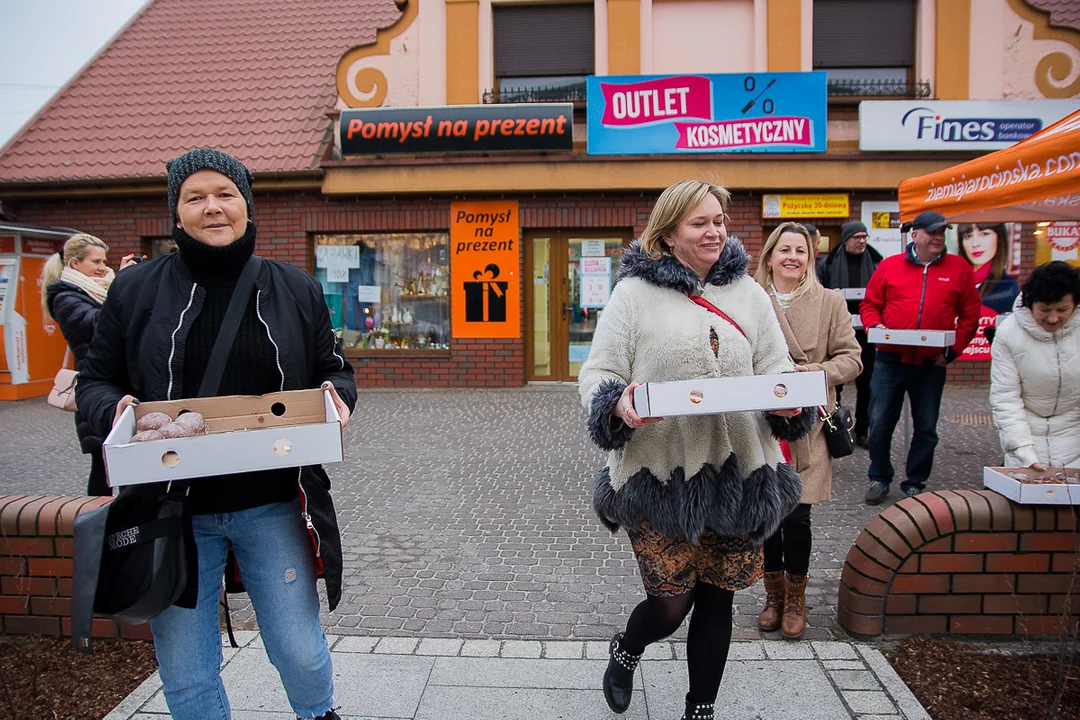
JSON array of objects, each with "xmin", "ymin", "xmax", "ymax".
[{"xmin": 860, "ymin": 211, "xmax": 981, "ymax": 504}]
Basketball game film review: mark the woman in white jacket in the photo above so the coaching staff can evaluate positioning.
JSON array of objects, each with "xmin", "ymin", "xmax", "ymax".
[{"xmin": 990, "ymin": 261, "xmax": 1080, "ymax": 469}]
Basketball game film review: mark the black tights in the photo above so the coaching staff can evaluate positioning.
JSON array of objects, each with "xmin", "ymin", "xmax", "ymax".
[
  {"xmin": 87, "ymin": 448, "xmax": 111, "ymax": 497},
  {"xmin": 621, "ymin": 582, "xmax": 735, "ymax": 705},
  {"xmin": 763, "ymin": 503, "xmax": 812, "ymax": 576}
]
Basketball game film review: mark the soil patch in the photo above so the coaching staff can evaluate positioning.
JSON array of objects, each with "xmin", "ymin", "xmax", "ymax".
[
  {"xmin": 886, "ymin": 637, "xmax": 1079, "ymax": 720},
  {"xmin": 0, "ymin": 635, "xmax": 157, "ymax": 720}
]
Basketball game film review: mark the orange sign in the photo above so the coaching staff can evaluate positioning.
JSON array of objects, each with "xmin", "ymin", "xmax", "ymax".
[{"xmin": 450, "ymin": 201, "xmax": 520, "ymax": 339}]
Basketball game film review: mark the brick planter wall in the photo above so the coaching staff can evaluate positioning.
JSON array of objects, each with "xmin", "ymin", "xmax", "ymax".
[
  {"xmin": 0, "ymin": 495, "xmax": 151, "ymax": 640},
  {"xmin": 838, "ymin": 490, "xmax": 1079, "ymax": 636}
]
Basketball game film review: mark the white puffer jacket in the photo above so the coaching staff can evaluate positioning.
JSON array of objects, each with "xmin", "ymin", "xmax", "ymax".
[{"xmin": 989, "ymin": 304, "xmax": 1080, "ymax": 468}]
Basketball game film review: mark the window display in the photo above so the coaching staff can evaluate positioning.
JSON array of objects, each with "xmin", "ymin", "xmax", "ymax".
[{"xmin": 314, "ymin": 232, "xmax": 451, "ymax": 351}]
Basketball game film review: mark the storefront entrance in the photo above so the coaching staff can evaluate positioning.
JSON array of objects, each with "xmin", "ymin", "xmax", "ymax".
[{"xmin": 525, "ymin": 230, "xmax": 629, "ymax": 381}]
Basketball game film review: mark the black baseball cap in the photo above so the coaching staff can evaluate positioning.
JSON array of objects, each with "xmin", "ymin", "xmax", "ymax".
[{"xmin": 911, "ymin": 211, "xmax": 952, "ymax": 232}]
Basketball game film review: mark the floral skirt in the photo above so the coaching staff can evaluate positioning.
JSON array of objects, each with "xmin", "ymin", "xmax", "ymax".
[{"xmin": 626, "ymin": 521, "xmax": 763, "ymax": 597}]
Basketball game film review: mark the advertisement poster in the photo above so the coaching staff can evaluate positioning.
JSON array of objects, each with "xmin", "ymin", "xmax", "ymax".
[
  {"xmin": 580, "ymin": 256, "xmax": 611, "ymax": 308},
  {"xmin": 1036, "ymin": 221, "xmax": 1080, "ymax": 266},
  {"xmin": 586, "ymin": 72, "xmax": 827, "ymax": 155},
  {"xmin": 450, "ymin": 201, "xmax": 520, "ymax": 339},
  {"xmin": 957, "ymin": 223, "xmax": 1022, "ymax": 362},
  {"xmin": 762, "ymin": 194, "xmax": 849, "ymax": 218},
  {"xmin": 860, "ymin": 201, "xmax": 903, "ymax": 258}
]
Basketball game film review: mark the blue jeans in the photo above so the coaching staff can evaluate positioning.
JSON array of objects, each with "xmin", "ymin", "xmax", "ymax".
[
  {"xmin": 149, "ymin": 500, "xmax": 334, "ymax": 720},
  {"xmin": 867, "ymin": 357, "xmax": 947, "ymax": 493}
]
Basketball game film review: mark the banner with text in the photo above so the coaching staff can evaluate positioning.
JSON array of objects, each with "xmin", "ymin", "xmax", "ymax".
[
  {"xmin": 450, "ymin": 201, "xmax": 520, "ymax": 339},
  {"xmin": 340, "ymin": 105, "xmax": 573, "ymax": 155},
  {"xmin": 586, "ymin": 72, "xmax": 827, "ymax": 155},
  {"xmin": 762, "ymin": 194, "xmax": 849, "ymax": 218}
]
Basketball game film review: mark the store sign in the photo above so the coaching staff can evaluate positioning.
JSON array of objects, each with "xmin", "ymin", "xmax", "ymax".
[
  {"xmin": 762, "ymin": 194, "xmax": 849, "ymax": 218},
  {"xmin": 859, "ymin": 100, "xmax": 1080, "ymax": 151},
  {"xmin": 450, "ymin": 201, "xmax": 520, "ymax": 339},
  {"xmin": 860, "ymin": 201, "xmax": 904, "ymax": 258},
  {"xmin": 586, "ymin": 72, "xmax": 827, "ymax": 155},
  {"xmin": 580, "ymin": 256, "xmax": 611, "ymax": 309},
  {"xmin": 22, "ymin": 237, "xmax": 62, "ymax": 256},
  {"xmin": 340, "ymin": 105, "xmax": 573, "ymax": 155}
]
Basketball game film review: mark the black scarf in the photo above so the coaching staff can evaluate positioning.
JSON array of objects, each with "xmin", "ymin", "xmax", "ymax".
[{"xmin": 828, "ymin": 246, "xmax": 877, "ymax": 289}]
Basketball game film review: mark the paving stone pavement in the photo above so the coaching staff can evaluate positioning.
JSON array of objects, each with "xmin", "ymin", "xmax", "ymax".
[
  {"xmin": 104, "ymin": 633, "xmax": 931, "ymax": 720},
  {"xmin": 0, "ymin": 384, "xmax": 999, "ymax": 641}
]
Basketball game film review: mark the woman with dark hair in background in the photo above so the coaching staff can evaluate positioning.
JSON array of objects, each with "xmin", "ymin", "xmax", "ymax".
[{"xmin": 958, "ymin": 223, "xmax": 1020, "ymax": 314}]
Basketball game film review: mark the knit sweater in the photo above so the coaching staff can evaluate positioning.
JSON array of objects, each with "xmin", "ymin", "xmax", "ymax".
[{"xmin": 174, "ymin": 224, "xmax": 297, "ymax": 514}]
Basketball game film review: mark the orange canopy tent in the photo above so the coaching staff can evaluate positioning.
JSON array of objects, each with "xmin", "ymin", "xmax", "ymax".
[{"xmin": 898, "ymin": 109, "xmax": 1080, "ymax": 223}]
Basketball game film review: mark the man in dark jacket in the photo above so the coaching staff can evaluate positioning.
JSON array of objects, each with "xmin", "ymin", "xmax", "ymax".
[
  {"xmin": 76, "ymin": 149, "xmax": 355, "ymax": 720},
  {"xmin": 817, "ymin": 220, "xmax": 883, "ymax": 446},
  {"xmin": 859, "ymin": 211, "xmax": 981, "ymax": 504}
]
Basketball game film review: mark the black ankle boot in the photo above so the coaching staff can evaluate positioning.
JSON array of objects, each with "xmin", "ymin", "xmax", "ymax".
[
  {"xmin": 302, "ymin": 710, "xmax": 340, "ymax": 720},
  {"xmin": 681, "ymin": 696, "xmax": 715, "ymax": 720},
  {"xmin": 603, "ymin": 632, "xmax": 642, "ymax": 714}
]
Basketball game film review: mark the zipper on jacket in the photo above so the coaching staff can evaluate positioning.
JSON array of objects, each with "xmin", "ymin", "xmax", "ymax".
[
  {"xmin": 255, "ymin": 290, "xmax": 286, "ymax": 392},
  {"xmin": 166, "ymin": 284, "xmax": 199, "ymax": 400},
  {"xmin": 297, "ymin": 468, "xmax": 321, "ymax": 557}
]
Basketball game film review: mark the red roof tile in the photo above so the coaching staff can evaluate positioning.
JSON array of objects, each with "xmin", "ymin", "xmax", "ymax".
[
  {"xmin": 1028, "ymin": 0, "xmax": 1080, "ymax": 32},
  {"xmin": 0, "ymin": 0, "xmax": 403, "ymax": 184}
]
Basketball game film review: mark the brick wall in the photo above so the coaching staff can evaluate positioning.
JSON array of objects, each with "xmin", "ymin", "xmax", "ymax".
[
  {"xmin": 8, "ymin": 189, "xmax": 1009, "ymax": 387},
  {"xmin": 839, "ymin": 490, "xmax": 1079, "ymax": 636},
  {"xmin": 0, "ymin": 495, "xmax": 151, "ymax": 640}
]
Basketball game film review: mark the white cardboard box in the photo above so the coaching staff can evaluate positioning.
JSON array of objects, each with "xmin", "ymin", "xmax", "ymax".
[
  {"xmin": 867, "ymin": 327, "xmax": 956, "ymax": 347},
  {"xmin": 103, "ymin": 389, "xmax": 343, "ymax": 487},
  {"xmin": 983, "ymin": 467, "xmax": 1080, "ymax": 505},
  {"xmin": 851, "ymin": 314, "xmax": 864, "ymax": 330},
  {"xmin": 840, "ymin": 288, "xmax": 866, "ymax": 300},
  {"xmin": 632, "ymin": 370, "xmax": 827, "ymax": 418}
]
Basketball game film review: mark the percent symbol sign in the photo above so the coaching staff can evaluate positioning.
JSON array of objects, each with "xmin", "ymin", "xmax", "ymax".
[{"xmin": 741, "ymin": 76, "xmax": 776, "ymax": 114}]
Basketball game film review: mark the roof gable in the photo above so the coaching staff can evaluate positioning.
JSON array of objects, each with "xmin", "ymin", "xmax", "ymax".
[{"xmin": 0, "ymin": 0, "xmax": 403, "ymax": 185}]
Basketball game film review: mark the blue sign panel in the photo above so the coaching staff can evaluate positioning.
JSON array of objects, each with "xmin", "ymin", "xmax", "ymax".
[{"xmin": 586, "ymin": 72, "xmax": 828, "ymax": 155}]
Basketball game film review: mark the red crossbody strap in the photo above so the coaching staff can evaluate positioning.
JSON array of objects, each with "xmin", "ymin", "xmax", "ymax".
[{"xmin": 688, "ymin": 294, "xmax": 746, "ymax": 338}]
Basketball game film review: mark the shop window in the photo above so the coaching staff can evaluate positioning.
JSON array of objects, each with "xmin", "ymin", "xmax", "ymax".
[
  {"xmin": 314, "ymin": 233, "xmax": 451, "ymax": 352},
  {"xmin": 813, "ymin": 0, "xmax": 922, "ymax": 97},
  {"xmin": 490, "ymin": 3, "xmax": 594, "ymax": 103},
  {"xmin": 142, "ymin": 236, "xmax": 177, "ymax": 258}
]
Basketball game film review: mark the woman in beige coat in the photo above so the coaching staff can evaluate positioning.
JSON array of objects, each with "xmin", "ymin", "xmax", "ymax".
[{"xmin": 754, "ymin": 222, "xmax": 862, "ymax": 638}]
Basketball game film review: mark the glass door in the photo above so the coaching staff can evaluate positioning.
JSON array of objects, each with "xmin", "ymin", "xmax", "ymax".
[{"xmin": 526, "ymin": 230, "xmax": 627, "ymax": 381}]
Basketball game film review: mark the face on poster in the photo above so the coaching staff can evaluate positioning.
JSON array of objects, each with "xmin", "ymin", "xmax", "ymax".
[
  {"xmin": 586, "ymin": 72, "xmax": 827, "ymax": 155},
  {"xmin": 450, "ymin": 201, "xmax": 520, "ymax": 339},
  {"xmin": 955, "ymin": 222, "xmax": 1022, "ymax": 361}
]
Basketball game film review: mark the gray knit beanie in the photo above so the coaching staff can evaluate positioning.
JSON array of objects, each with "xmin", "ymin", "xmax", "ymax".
[
  {"xmin": 166, "ymin": 148, "xmax": 255, "ymax": 224},
  {"xmin": 841, "ymin": 221, "xmax": 868, "ymax": 244}
]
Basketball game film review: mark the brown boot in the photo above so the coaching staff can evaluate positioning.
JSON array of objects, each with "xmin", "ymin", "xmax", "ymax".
[
  {"xmin": 781, "ymin": 573, "xmax": 808, "ymax": 639},
  {"xmin": 757, "ymin": 571, "xmax": 785, "ymax": 631}
]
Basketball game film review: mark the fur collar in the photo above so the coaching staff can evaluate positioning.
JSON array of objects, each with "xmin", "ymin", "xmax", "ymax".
[{"xmin": 617, "ymin": 236, "xmax": 751, "ymax": 294}]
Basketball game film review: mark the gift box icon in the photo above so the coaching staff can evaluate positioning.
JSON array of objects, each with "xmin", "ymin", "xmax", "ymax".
[{"xmin": 464, "ymin": 263, "xmax": 507, "ymax": 322}]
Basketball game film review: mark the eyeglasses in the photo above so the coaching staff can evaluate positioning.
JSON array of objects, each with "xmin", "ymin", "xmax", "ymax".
[{"xmin": 849, "ymin": 234, "xmax": 869, "ymax": 240}]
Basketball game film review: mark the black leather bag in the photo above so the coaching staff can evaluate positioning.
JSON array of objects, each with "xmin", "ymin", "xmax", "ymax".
[{"xmin": 819, "ymin": 405, "xmax": 855, "ymax": 459}]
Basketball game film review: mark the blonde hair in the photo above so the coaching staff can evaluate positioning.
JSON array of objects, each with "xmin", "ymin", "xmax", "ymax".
[
  {"xmin": 41, "ymin": 233, "xmax": 109, "ymax": 320},
  {"xmin": 755, "ymin": 222, "xmax": 819, "ymax": 297},
  {"xmin": 640, "ymin": 180, "xmax": 732, "ymax": 260}
]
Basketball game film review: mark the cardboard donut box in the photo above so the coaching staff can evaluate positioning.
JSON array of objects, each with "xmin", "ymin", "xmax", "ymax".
[
  {"xmin": 867, "ymin": 327, "xmax": 956, "ymax": 347},
  {"xmin": 632, "ymin": 370, "xmax": 827, "ymax": 418},
  {"xmin": 840, "ymin": 288, "xmax": 866, "ymax": 301},
  {"xmin": 983, "ymin": 466, "xmax": 1080, "ymax": 505},
  {"xmin": 103, "ymin": 389, "xmax": 343, "ymax": 487}
]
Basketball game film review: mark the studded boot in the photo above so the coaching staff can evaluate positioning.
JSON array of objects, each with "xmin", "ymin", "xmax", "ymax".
[
  {"xmin": 781, "ymin": 573, "xmax": 808, "ymax": 639},
  {"xmin": 603, "ymin": 632, "xmax": 642, "ymax": 714},
  {"xmin": 757, "ymin": 570, "xmax": 785, "ymax": 631},
  {"xmin": 680, "ymin": 694, "xmax": 715, "ymax": 720}
]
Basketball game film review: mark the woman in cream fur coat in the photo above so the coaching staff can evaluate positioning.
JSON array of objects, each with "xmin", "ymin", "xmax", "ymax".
[
  {"xmin": 579, "ymin": 181, "xmax": 815, "ymax": 720},
  {"xmin": 754, "ymin": 222, "xmax": 862, "ymax": 640}
]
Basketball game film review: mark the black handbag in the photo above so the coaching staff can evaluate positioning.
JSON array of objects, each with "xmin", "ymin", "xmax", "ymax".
[
  {"xmin": 819, "ymin": 404, "xmax": 855, "ymax": 459},
  {"xmin": 71, "ymin": 257, "xmax": 261, "ymax": 653}
]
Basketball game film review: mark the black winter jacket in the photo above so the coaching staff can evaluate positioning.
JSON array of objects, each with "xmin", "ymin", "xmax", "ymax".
[
  {"xmin": 45, "ymin": 281, "xmax": 100, "ymax": 363},
  {"xmin": 75, "ymin": 248, "xmax": 357, "ymax": 611}
]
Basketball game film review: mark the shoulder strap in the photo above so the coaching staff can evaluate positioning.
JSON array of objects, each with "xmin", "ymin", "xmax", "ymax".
[
  {"xmin": 688, "ymin": 294, "xmax": 746, "ymax": 338},
  {"xmin": 198, "ymin": 256, "xmax": 261, "ymax": 398}
]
